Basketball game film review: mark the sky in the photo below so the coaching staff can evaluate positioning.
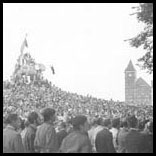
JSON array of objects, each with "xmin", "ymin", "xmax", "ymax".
[{"xmin": 3, "ymin": 3, "xmax": 153, "ymax": 101}]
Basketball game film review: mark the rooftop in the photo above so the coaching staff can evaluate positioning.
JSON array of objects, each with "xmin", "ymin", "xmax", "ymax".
[{"xmin": 125, "ymin": 60, "xmax": 136, "ymax": 72}]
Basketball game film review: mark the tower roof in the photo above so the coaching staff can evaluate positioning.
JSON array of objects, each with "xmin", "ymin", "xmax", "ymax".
[
  {"xmin": 125, "ymin": 60, "xmax": 136, "ymax": 72},
  {"xmin": 136, "ymin": 77, "xmax": 151, "ymax": 87}
]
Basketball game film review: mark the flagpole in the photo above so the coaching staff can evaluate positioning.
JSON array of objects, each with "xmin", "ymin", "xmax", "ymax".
[{"xmin": 19, "ymin": 33, "xmax": 28, "ymax": 66}]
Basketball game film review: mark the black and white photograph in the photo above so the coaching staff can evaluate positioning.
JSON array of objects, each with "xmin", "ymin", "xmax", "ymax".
[{"xmin": 3, "ymin": 3, "xmax": 153, "ymax": 153}]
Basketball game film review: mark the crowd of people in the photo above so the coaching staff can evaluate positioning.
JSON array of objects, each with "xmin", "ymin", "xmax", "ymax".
[
  {"xmin": 3, "ymin": 107, "xmax": 153, "ymax": 153},
  {"xmin": 3, "ymin": 78, "xmax": 153, "ymax": 121},
  {"xmin": 3, "ymin": 76, "xmax": 153, "ymax": 153}
]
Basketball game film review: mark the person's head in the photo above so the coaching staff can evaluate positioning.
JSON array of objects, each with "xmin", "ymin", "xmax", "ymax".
[
  {"xmin": 91, "ymin": 117, "xmax": 103, "ymax": 127},
  {"xmin": 120, "ymin": 119, "xmax": 128, "ymax": 128},
  {"xmin": 24, "ymin": 120, "xmax": 30, "ymax": 128},
  {"xmin": 148, "ymin": 121, "xmax": 153, "ymax": 133},
  {"xmin": 96, "ymin": 118, "xmax": 103, "ymax": 126},
  {"xmin": 137, "ymin": 120, "xmax": 145, "ymax": 131},
  {"xmin": 72, "ymin": 115, "xmax": 89, "ymax": 132},
  {"xmin": 103, "ymin": 118, "xmax": 111, "ymax": 128},
  {"xmin": 28, "ymin": 111, "xmax": 40, "ymax": 126},
  {"xmin": 111, "ymin": 118, "xmax": 120, "ymax": 129},
  {"xmin": 5, "ymin": 113, "xmax": 21, "ymax": 130},
  {"xmin": 127, "ymin": 115, "xmax": 138, "ymax": 128},
  {"xmin": 90, "ymin": 118, "xmax": 98, "ymax": 127},
  {"xmin": 41, "ymin": 108, "xmax": 56, "ymax": 123},
  {"xmin": 145, "ymin": 121, "xmax": 153, "ymax": 133}
]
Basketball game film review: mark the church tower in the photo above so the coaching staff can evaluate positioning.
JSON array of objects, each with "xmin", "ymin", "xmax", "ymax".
[{"xmin": 125, "ymin": 60, "xmax": 136, "ymax": 104}]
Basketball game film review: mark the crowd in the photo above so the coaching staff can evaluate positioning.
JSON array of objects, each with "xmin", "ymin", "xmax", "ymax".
[
  {"xmin": 3, "ymin": 78, "xmax": 153, "ymax": 121},
  {"xmin": 3, "ymin": 77, "xmax": 153, "ymax": 153},
  {"xmin": 3, "ymin": 108, "xmax": 153, "ymax": 153}
]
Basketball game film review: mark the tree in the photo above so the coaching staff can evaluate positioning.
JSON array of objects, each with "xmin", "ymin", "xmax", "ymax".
[{"xmin": 125, "ymin": 3, "xmax": 153, "ymax": 74}]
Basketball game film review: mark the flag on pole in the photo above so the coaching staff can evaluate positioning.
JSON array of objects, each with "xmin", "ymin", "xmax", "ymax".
[
  {"xmin": 51, "ymin": 66, "xmax": 55, "ymax": 74},
  {"xmin": 20, "ymin": 35, "xmax": 28, "ymax": 54}
]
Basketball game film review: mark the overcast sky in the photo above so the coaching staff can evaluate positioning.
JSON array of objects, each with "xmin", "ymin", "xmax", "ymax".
[{"xmin": 3, "ymin": 3, "xmax": 153, "ymax": 101}]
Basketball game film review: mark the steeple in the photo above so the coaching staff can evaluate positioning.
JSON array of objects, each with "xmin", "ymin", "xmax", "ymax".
[{"xmin": 125, "ymin": 60, "xmax": 136, "ymax": 72}]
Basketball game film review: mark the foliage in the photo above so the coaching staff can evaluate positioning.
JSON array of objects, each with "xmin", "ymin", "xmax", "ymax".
[{"xmin": 126, "ymin": 3, "xmax": 153, "ymax": 74}]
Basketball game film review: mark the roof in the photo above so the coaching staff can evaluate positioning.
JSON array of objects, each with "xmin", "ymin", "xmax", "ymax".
[
  {"xmin": 135, "ymin": 77, "xmax": 151, "ymax": 87},
  {"xmin": 125, "ymin": 60, "xmax": 136, "ymax": 72}
]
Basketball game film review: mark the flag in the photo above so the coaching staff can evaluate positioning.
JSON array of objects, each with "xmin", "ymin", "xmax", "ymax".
[
  {"xmin": 20, "ymin": 37, "xmax": 28, "ymax": 54},
  {"xmin": 51, "ymin": 66, "xmax": 55, "ymax": 74}
]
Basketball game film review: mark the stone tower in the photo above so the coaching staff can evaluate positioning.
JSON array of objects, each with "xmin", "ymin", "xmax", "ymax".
[{"xmin": 125, "ymin": 60, "xmax": 136, "ymax": 104}]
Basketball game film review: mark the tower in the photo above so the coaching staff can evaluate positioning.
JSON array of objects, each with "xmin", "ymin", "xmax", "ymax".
[{"xmin": 125, "ymin": 60, "xmax": 136, "ymax": 104}]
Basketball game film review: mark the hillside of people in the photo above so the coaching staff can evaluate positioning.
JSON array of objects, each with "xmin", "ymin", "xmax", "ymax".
[{"xmin": 3, "ymin": 56, "xmax": 153, "ymax": 122}]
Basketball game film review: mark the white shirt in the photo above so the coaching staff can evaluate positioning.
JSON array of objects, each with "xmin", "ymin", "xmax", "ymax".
[
  {"xmin": 88, "ymin": 125, "xmax": 103, "ymax": 152},
  {"xmin": 109, "ymin": 127, "xmax": 118, "ymax": 149}
]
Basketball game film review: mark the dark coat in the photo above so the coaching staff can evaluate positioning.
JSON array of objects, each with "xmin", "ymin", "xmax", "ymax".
[
  {"xmin": 95, "ymin": 127, "xmax": 116, "ymax": 153},
  {"xmin": 140, "ymin": 131, "xmax": 153, "ymax": 153},
  {"xmin": 57, "ymin": 129, "xmax": 68, "ymax": 148},
  {"xmin": 117, "ymin": 127, "xmax": 129, "ymax": 153},
  {"xmin": 34, "ymin": 123, "xmax": 59, "ymax": 153},
  {"xmin": 124, "ymin": 128, "xmax": 144, "ymax": 153},
  {"xmin": 23, "ymin": 124, "xmax": 37, "ymax": 153},
  {"xmin": 59, "ymin": 130, "xmax": 92, "ymax": 153}
]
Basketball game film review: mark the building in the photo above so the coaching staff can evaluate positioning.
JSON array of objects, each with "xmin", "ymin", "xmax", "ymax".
[{"xmin": 125, "ymin": 60, "xmax": 152, "ymax": 105}]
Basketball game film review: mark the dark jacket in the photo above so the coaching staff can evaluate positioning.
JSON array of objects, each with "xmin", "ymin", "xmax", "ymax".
[
  {"xmin": 117, "ymin": 127, "xmax": 129, "ymax": 153},
  {"xmin": 23, "ymin": 124, "xmax": 37, "ymax": 153},
  {"xmin": 34, "ymin": 122, "xmax": 59, "ymax": 153},
  {"xmin": 140, "ymin": 131, "xmax": 153, "ymax": 153},
  {"xmin": 57, "ymin": 129, "xmax": 68, "ymax": 148},
  {"xmin": 59, "ymin": 130, "xmax": 92, "ymax": 153},
  {"xmin": 95, "ymin": 127, "xmax": 116, "ymax": 153},
  {"xmin": 124, "ymin": 128, "xmax": 144, "ymax": 153}
]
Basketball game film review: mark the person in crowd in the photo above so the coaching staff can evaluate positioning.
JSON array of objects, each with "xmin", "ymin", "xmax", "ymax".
[
  {"xmin": 23, "ymin": 111, "xmax": 40, "ymax": 153},
  {"xmin": 56, "ymin": 121, "xmax": 68, "ymax": 149},
  {"xmin": 103, "ymin": 118, "xmax": 112, "ymax": 129},
  {"xmin": 95, "ymin": 118, "xmax": 116, "ymax": 153},
  {"xmin": 137, "ymin": 120, "xmax": 146, "ymax": 132},
  {"xmin": 109, "ymin": 117, "xmax": 120, "ymax": 151},
  {"xmin": 88, "ymin": 118, "xmax": 104, "ymax": 152},
  {"xmin": 124, "ymin": 115, "xmax": 144, "ymax": 153},
  {"xmin": 21, "ymin": 119, "xmax": 30, "ymax": 144},
  {"xmin": 3, "ymin": 116, "xmax": 7, "ymax": 129},
  {"xmin": 88, "ymin": 118, "xmax": 99, "ymax": 152},
  {"xmin": 143, "ymin": 120, "xmax": 153, "ymax": 134},
  {"xmin": 15, "ymin": 117, "xmax": 23, "ymax": 134},
  {"xmin": 66, "ymin": 119, "xmax": 74, "ymax": 134},
  {"xmin": 34, "ymin": 108, "xmax": 59, "ymax": 153},
  {"xmin": 117, "ymin": 118, "xmax": 129, "ymax": 153},
  {"xmin": 59, "ymin": 115, "xmax": 92, "ymax": 153},
  {"xmin": 3, "ymin": 113, "xmax": 24, "ymax": 153},
  {"xmin": 20, "ymin": 119, "xmax": 26, "ymax": 131},
  {"xmin": 140, "ymin": 121, "xmax": 153, "ymax": 153}
]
